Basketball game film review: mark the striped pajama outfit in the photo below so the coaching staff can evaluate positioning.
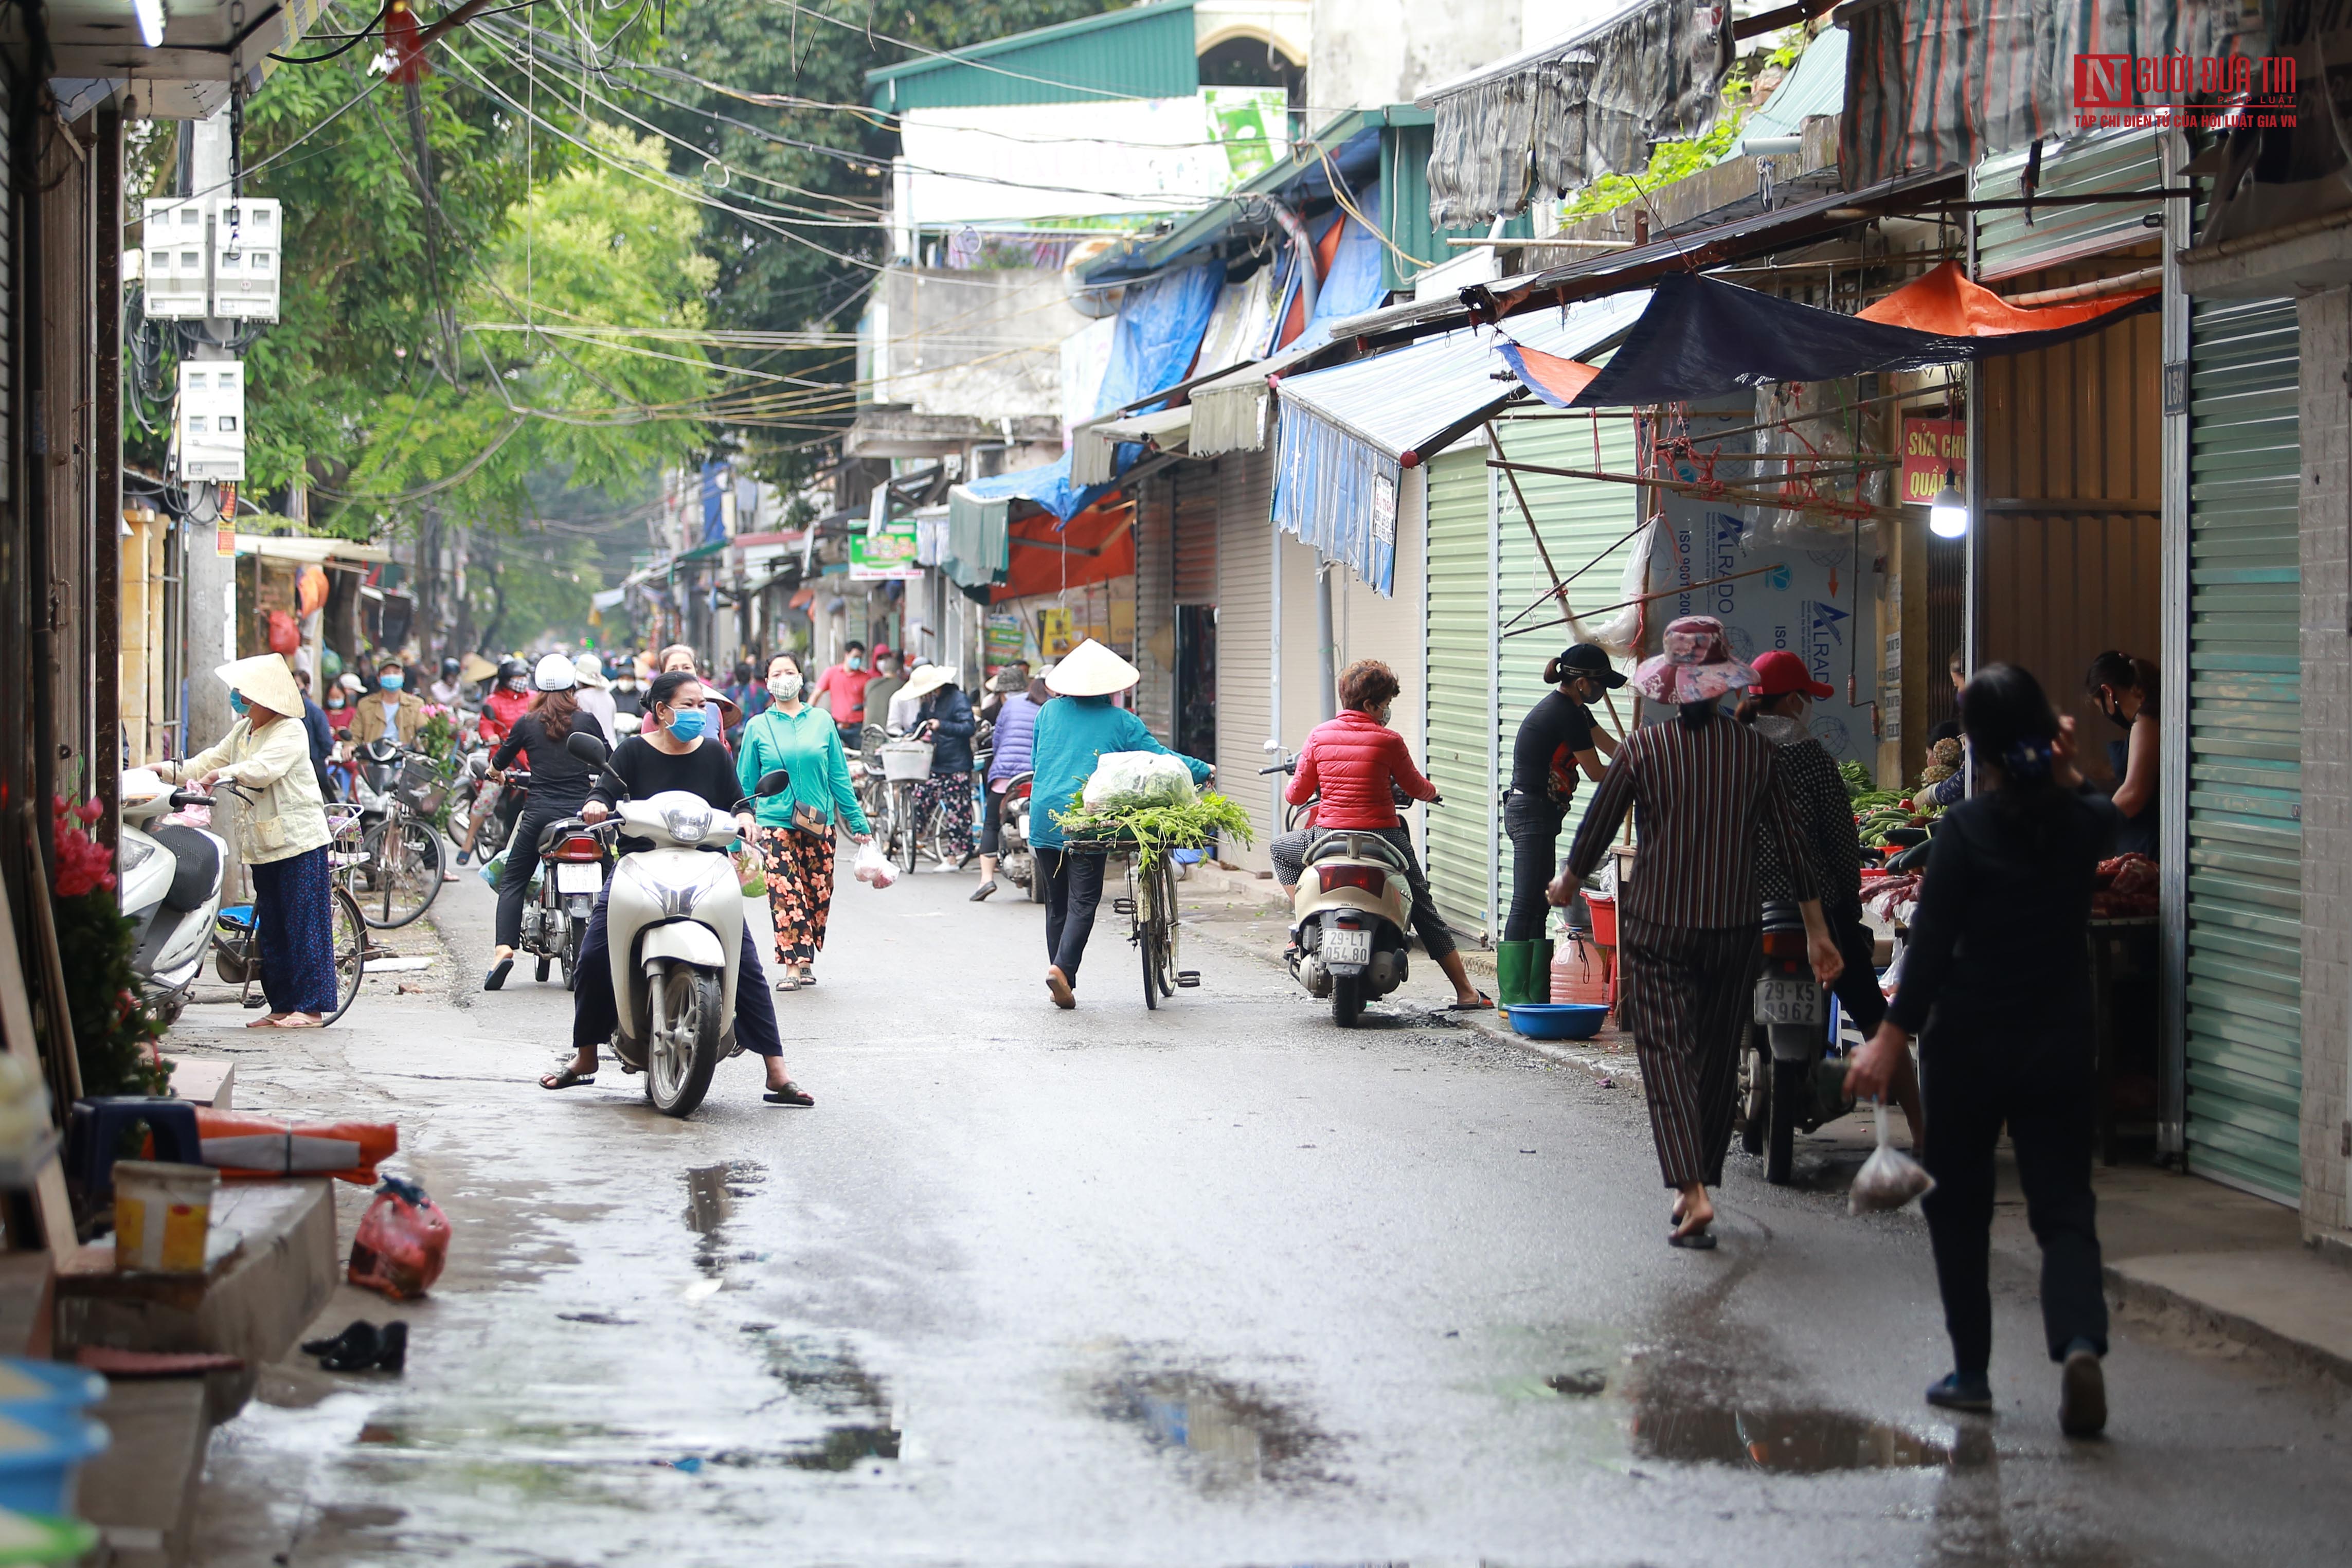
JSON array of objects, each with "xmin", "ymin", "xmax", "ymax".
[{"xmin": 1565, "ymin": 707, "xmax": 1821, "ymax": 1189}]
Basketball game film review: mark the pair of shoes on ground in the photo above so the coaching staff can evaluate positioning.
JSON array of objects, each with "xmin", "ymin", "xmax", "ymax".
[
  {"xmin": 301, "ymin": 1320, "xmax": 408, "ymax": 1373},
  {"xmin": 1926, "ymin": 1340, "xmax": 2106, "ymax": 1436}
]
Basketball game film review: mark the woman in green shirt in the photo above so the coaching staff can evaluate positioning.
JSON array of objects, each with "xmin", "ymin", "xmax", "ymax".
[{"xmin": 738, "ymin": 653, "xmax": 872, "ymax": 992}]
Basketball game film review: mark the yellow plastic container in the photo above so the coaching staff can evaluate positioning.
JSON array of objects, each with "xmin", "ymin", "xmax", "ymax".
[{"xmin": 111, "ymin": 1161, "xmax": 219, "ymax": 1274}]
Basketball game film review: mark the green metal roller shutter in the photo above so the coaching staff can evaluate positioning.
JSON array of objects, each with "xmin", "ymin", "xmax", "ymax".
[
  {"xmin": 2182, "ymin": 295, "xmax": 2302, "ymax": 1203},
  {"xmin": 1973, "ymin": 130, "xmax": 2161, "ymax": 280},
  {"xmin": 1424, "ymin": 445, "xmax": 1494, "ymax": 933},
  {"xmin": 1492, "ymin": 414, "xmax": 1642, "ymax": 918}
]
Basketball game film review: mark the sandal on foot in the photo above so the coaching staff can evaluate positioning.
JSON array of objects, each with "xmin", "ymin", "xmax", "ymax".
[
  {"xmin": 1046, "ymin": 966, "xmax": 1075, "ymax": 1010},
  {"xmin": 763, "ymin": 1082, "xmax": 815, "ymax": 1107},
  {"xmin": 485, "ymin": 956, "xmax": 513, "ymax": 992},
  {"xmin": 539, "ymin": 1064, "xmax": 597, "ymax": 1091},
  {"xmin": 969, "ymin": 880, "xmax": 997, "ymax": 902},
  {"xmin": 246, "ymin": 1013, "xmax": 292, "ymax": 1029},
  {"xmin": 1444, "ymin": 992, "xmax": 1496, "ymax": 1012},
  {"xmin": 774, "ymin": 971, "xmax": 799, "ymax": 992},
  {"xmin": 797, "ymin": 967, "xmax": 816, "ymax": 987},
  {"xmin": 1666, "ymin": 1228, "xmax": 1718, "ymax": 1250}
]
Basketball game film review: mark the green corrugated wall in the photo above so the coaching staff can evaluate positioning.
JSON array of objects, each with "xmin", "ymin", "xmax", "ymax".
[
  {"xmin": 1380, "ymin": 123, "xmax": 1534, "ymax": 295},
  {"xmin": 868, "ymin": 2, "xmax": 1201, "ymax": 110},
  {"xmin": 2182, "ymin": 294, "xmax": 2303, "ymax": 1203},
  {"xmin": 1421, "ymin": 414, "xmax": 1643, "ymax": 940}
]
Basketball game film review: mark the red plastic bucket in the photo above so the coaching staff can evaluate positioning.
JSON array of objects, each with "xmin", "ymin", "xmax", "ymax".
[{"xmin": 1584, "ymin": 893, "xmax": 1618, "ymax": 948}]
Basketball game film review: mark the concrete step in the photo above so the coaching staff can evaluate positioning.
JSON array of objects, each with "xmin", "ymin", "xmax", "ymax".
[{"xmin": 81, "ymin": 1377, "xmax": 209, "ymax": 1568}]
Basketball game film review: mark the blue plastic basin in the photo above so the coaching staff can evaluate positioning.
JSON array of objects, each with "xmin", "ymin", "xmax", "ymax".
[
  {"xmin": 1505, "ymin": 1003, "xmax": 1609, "ymax": 1041},
  {"xmin": 0, "ymin": 1362, "xmax": 103, "ymax": 1417},
  {"xmin": 0, "ymin": 1404, "xmax": 109, "ymax": 1518}
]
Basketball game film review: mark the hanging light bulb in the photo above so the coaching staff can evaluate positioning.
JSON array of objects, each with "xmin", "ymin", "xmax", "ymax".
[
  {"xmin": 133, "ymin": 0, "xmax": 165, "ymax": 46},
  {"xmin": 1928, "ymin": 471, "xmax": 1969, "ymax": 539}
]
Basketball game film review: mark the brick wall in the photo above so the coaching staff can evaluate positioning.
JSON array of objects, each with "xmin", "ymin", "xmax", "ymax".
[{"xmin": 2297, "ymin": 289, "xmax": 2351, "ymax": 1243}]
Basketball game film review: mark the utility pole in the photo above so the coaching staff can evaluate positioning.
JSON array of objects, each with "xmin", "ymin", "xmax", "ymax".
[{"xmin": 178, "ymin": 107, "xmax": 239, "ymax": 760}]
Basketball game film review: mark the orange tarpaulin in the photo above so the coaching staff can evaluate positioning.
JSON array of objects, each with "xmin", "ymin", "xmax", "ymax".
[
  {"xmin": 1859, "ymin": 260, "xmax": 2154, "ymax": 336},
  {"xmin": 991, "ymin": 499, "xmax": 1137, "ymax": 603}
]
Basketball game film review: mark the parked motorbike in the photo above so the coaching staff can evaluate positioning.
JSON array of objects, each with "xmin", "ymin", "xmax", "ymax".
[
  {"xmin": 1264, "ymin": 757, "xmax": 1430, "ymax": 1027},
  {"xmin": 565, "ymin": 731, "xmax": 789, "ymax": 1118},
  {"xmin": 116, "ymin": 769, "xmax": 227, "ymax": 1028},
  {"xmin": 518, "ymin": 816, "xmax": 608, "ymax": 989},
  {"xmin": 1741, "ymin": 898, "xmax": 1856, "ymax": 1184},
  {"xmin": 996, "ymin": 770, "xmax": 1042, "ymax": 902}
]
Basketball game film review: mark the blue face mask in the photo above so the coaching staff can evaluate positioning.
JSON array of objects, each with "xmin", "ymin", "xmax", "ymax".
[
  {"xmin": 380, "ymin": 672, "xmax": 404, "ymax": 691},
  {"xmin": 229, "ymin": 691, "xmax": 249, "ymax": 715},
  {"xmin": 667, "ymin": 707, "xmax": 707, "ymax": 742}
]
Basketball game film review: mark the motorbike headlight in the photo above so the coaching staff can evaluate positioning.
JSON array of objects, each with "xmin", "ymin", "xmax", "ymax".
[
  {"xmin": 120, "ymin": 838, "xmax": 156, "ymax": 874},
  {"xmin": 662, "ymin": 806, "xmax": 713, "ymax": 844}
]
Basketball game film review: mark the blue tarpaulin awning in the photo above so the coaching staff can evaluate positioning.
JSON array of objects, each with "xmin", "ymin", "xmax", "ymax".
[{"xmin": 1270, "ymin": 290, "xmax": 1653, "ymax": 596}]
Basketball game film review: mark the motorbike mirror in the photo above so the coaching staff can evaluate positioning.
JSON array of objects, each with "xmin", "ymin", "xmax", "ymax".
[
  {"xmin": 754, "ymin": 767, "xmax": 791, "ymax": 798},
  {"xmin": 564, "ymin": 731, "xmax": 610, "ymax": 766}
]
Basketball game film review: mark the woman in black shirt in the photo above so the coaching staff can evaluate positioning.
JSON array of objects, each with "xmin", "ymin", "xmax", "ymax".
[
  {"xmin": 485, "ymin": 659, "xmax": 598, "ymax": 991},
  {"xmin": 1848, "ymin": 663, "xmax": 2121, "ymax": 1437},
  {"xmin": 539, "ymin": 672, "xmax": 813, "ymax": 1106},
  {"xmin": 1502, "ymin": 644, "xmax": 1622, "ymax": 948}
]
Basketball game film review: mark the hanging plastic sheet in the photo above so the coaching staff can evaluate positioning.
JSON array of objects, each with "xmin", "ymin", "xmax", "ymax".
[
  {"xmin": 1292, "ymin": 187, "xmax": 1388, "ymax": 352},
  {"xmin": 955, "ymin": 261, "xmax": 1223, "ymax": 527},
  {"xmin": 1558, "ymin": 264, "xmax": 2157, "ymax": 408}
]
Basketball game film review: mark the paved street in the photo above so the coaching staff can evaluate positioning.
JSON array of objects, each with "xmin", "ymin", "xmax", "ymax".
[{"xmin": 172, "ymin": 861, "xmax": 2346, "ymax": 1566}]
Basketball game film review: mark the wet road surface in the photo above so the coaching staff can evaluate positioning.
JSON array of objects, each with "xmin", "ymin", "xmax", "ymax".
[{"xmin": 177, "ymin": 860, "xmax": 2348, "ymax": 1565}]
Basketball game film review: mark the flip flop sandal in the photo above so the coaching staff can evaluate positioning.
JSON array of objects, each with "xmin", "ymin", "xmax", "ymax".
[
  {"xmin": 774, "ymin": 970, "xmax": 799, "ymax": 992},
  {"xmin": 246, "ymin": 1013, "xmax": 292, "ymax": 1029},
  {"xmin": 539, "ymin": 1064, "xmax": 597, "ymax": 1091},
  {"xmin": 485, "ymin": 957, "xmax": 513, "ymax": 992},
  {"xmin": 267, "ymin": 1016, "xmax": 325, "ymax": 1029},
  {"xmin": 797, "ymin": 968, "xmax": 816, "ymax": 987},
  {"xmin": 1667, "ymin": 1229, "xmax": 1719, "ymax": 1250},
  {"xmin": 1444, "ymin": 993, "xmax": 1496, "ymax": 1012},
  {"xmin": 763, "ymin": 1082, "xmax": 816, "ymax": 1107}
]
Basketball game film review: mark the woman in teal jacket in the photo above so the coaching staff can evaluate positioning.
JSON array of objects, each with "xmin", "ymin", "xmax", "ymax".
[
  {"xmin": 1028, "ymin": 640, "xmax": 1210, "ymax": 1009},
  {"xmin": 739, "ymin": 653, "xmax": 871, "ymax": 992}
]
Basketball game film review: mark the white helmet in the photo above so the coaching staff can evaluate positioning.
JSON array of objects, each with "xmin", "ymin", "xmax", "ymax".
[{"xmin": 533, "ymin": 653, "xmax": 579, "ymax": 692}]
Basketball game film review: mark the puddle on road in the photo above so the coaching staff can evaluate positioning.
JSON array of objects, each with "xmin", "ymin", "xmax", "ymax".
[
  {"xmin": 1632, "ymin": 1404, "xmax": 1953, "ymax": 1473},
  {"xmin": 745, "ymin": 1329, "xmax": 905, "ymax": 1474},
  {"xmin": 683, "ymin": 1161, "xmax": 765, "ymax": 1275},
  {"xmin": 1094, "ymin": 1361, "xmax": 1337, "ymax": 1493}
]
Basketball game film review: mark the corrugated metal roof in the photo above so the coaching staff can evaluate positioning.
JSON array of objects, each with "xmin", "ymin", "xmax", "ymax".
[
  {"xmin": 1732, "ymin": 27, "xmax": 1846, "ymax": 155},
  {"xmin": 1276, "ymin": 290, "xmax": 1653, "ymax": 464},
  {"xmin": 1973, "ymin": 129, "xmax": 2161, "ymax": 280},
  {"xmin": 867, "ymin": 1, "xmax": 1200, "ymax": 111},
  {"xmin": 1379, "ymin": 119, "xmax": 1532, "ymax": 293}
]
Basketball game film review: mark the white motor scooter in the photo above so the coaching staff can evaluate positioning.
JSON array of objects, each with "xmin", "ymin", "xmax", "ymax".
[
  {"xmin": 1264, "ymin": 756, "xmax": 1425, "ymax": 1028},
  {"xmin": 117, "ymin": 768, "xmax": 229, "ymax": 1028},
  {"xmin": 566, "ymin": 732, "xmax": 788, "ymax": 1117}
]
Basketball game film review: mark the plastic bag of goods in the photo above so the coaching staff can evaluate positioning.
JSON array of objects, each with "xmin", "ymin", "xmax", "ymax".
[
  {"xmin": 1080, "ymin": 752, "xmax": 1196, "ymax": 813},
  {"xmin": 854, "ymin": 838, "xmax": 897, "ymax": 889},
  {"xmin": 1848, "ymin": 1102, "xmax": 1935, "ymax": 1215},
  {"xmin": 349, "ymin": 1175, "xmax": 452, "ymax": 1300}
]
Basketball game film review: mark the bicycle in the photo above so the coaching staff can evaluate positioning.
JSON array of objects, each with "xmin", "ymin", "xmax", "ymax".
[
  {"xmin": 210, "ymin": 878, "xmax": 368, "ymax": 1026},
  {"xmin": 342, "ymin": 742, "xmax": 448, "ymax": 928},
  {"xmin": 1069, "ymin": 832, "xmax": 1198, "ymax": 1010}
]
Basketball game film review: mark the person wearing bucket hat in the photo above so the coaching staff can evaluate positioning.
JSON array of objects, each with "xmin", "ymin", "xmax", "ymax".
[
  {"xmin": 1028, "ymin": 640, "xmax": 1211, "ymax": 1008},
  {"xmin": 1551, "ymin": 616, "xmax": 1843, "ymax": 1248},
  {"xmin": 157, "ymin": 655, "xmax": 339, "ymax": 1028},
  {"xmin": 1739, "ymin": 651, "xmax": 1923, "ymax": 1146},
  {"xmin": 572, "ymin": 652, "xmax": 619, "ymax": 747},
  {"xmin": 1496, "ymin": 643, "xmax": 1627, "ymax": 1007}
]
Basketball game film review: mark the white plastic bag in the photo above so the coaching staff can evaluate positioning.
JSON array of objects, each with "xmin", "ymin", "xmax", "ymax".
[
  {"xmin": 1848, "ymin": 1101, "xmax": 1935, "ymax": 1215},
  {"xmin": 853, "ymin": 838, "xmax": 898, "ymax": 890},
  {"xmin": 1081, "ymin": 751, "xmax": 1197, "ymax": 813}
]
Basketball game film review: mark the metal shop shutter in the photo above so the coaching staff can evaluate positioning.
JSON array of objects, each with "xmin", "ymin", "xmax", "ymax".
[
  {"xmin": 1173, "ymin": 461, "xmax": 1217, "ymax": 605},
  {"xmin": 1490, "ymin": 411, "xmax": 1643, "ymax": 921},
  {"xmin": 1214, "ymin": 448, "xmax": 1278, "ymax": 866},
  {"xmin": 1974, "ymin": 130, "xmax": 2160, "ymax": 280},
  {"xmin": 1423, "ymin": 444, "xmax": 1495, "ymax": 934},
  {"xmin": 2182, "ymin": 295, "xmax": 2303, "ymax": 1203},
  {"xmin": 1134, "ymin": 474, "xmax": 1175, "ymax": 741}
]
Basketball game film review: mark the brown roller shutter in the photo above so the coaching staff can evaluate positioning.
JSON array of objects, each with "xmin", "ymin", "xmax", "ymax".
[
  {"xmin": 1173, "ymin": 462, "xmax": 1218, "ymax": 605},
  {"xmin": 1133, "ymin": 475, "xmax": 1175, "ymax": 740}
]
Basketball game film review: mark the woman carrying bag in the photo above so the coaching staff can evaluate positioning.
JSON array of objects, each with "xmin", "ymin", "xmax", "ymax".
[
  {"xmin": 157, "ymin": 655, "xmax": 339, "ymax": 1029},
  {"xmin": 738, "ymin": 653, "xmax": 872, "ymax": 992},
  {"xmin": 897, "ymin": 664, "xmax": 979, "ymax": 868}
]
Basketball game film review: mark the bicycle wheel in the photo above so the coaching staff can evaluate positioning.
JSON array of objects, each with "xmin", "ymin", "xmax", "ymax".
[
  {"xmin": 890, "ymin": 783, "xmax": 921, "ymax": 875},
  {"xmin": 359, "ymin": 815, "xmax": 442, "ymax": 928},
  {"xmin": 324, "ymin": 886, "xmax": 367, "ymax": 1025},
  {"xmin": 1137, "ymin": 861, "xmax": 1173, "ymax": 1010}
]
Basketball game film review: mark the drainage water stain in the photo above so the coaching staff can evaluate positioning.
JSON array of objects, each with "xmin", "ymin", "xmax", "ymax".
[
  {"xmin": 1098, "ymin": 1368, "xmax": 1335, "ymax": 1492},
  {"xmin": 1633, "ymin": 1405, "xmax": 1953, "ymax": 1473},
  {"xmin": 748, "ymin": 1330, "xmax": 903, "ymax": 1473}
]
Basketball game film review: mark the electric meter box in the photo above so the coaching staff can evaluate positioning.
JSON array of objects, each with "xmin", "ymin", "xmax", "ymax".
[
  {"xmin": 176, "ymin": 360, "xmax": 246, "ymax": 483},
  {"xmin": 211, "ymin": 198, "xmax": 281, "ymax": 320},
  {"xmin": 141, "ymin": 196, "xmax": 210, "ymax": 319}
]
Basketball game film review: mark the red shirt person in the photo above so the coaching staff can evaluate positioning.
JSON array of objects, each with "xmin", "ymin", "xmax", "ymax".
[
  {"xmin": 1281, "ymin": 659, "xmax": 1488, "ymax": 1010},
  {"xmin": 809, "ymin": 642, "xmax": 876, "ymax": 733}
]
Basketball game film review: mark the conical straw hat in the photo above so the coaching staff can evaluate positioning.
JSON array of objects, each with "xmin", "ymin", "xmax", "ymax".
[
  {"xmin": 216, "ymin": 654, "xmax": 304, "ymax": 717},
  {"xmin": 1044, "ymin": 638, "xmax": 1139, "ymax": 697}
]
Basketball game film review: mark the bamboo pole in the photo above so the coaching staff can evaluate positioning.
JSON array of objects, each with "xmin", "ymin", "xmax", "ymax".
[{"xmin": 1503, "ymin": 563, "xmax": 1788, "ymax": 640}]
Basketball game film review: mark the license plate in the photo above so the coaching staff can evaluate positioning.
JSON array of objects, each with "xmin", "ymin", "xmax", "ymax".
[
  {"xmin": 1325, "ymin": 926, "xmax": 1372, "ymax": 966},
  {"xmin": 555, "ymin": 862, "xmax": 603, "ymax": 893},
  {"xmin": 1754, "ymin": 977, "xmax": 1822, "ymax": 1026}
]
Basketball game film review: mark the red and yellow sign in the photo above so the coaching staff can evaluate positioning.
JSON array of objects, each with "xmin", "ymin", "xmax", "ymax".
[{"xmin": 1900, "ymin": 418, "xmax": 1966, "ymax": 506}]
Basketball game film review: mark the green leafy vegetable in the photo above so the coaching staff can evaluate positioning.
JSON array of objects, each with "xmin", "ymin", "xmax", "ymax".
[{"xmin": 1052, "ymin": 791, "xmax": 1256, "ymax": 873}]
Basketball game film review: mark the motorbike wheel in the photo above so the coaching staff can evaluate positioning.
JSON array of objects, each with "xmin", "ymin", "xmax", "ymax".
[
  {"xmin": 1740, "ymin": 1041, "xmax": 1767, "ymax": 1157},
  {"xmin": 1766, "ymin": 1056, "xmax": 1806, "ymax": 1185},
  {"xmin": 1332, "ymin": 974, "xmax": 1365, "ymax": 1028},
  {"xmin": 562, "ymin": 924, "xmax": 582, "ymax": 992},
  {"xmin": 643, "ymin": 961, "xmax": 722, "ymax": 1118}
]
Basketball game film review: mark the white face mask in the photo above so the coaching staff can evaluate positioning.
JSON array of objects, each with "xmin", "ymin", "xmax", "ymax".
[{"xmin": 768, "ymin": 673, "xmax": 803, "ymax": 701}]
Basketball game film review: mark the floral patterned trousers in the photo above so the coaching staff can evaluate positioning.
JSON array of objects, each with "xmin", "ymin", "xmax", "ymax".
[
  {"xmin": 756, "ymin": 824, "xmax": 838, "ymax": 965},
  {"xmin": 913, "ymin": 770, "xmax": 976, "ymax": 863}
]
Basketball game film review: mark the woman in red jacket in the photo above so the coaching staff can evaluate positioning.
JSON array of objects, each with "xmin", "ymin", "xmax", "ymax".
[{"xmin": 1285, "ymin": 660, "xmax": 1491, "ymax": 1011}]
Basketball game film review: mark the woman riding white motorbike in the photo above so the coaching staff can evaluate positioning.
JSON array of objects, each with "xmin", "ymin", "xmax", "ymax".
[{"xmin": 538, "ymin": 672, "xmax": 813, "ymax": 1106}]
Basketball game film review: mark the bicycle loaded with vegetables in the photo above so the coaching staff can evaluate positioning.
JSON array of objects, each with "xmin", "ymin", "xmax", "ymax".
[
  {"xmin": 540, "ymin": 671, "xmax": 813, "ymax": 1106},
  {"xmin": 1498, "ymin": 642, "xmax": 1623, "ymax": 1005}
]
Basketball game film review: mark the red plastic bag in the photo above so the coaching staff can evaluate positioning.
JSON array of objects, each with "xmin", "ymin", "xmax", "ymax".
[
  {"xmin": 267, "ymin": 610, "xmax": 299, "ymax": 656},
  {"xmin": 348, "ymin": 1176, "xmax": 450, "ymax": 1300}
]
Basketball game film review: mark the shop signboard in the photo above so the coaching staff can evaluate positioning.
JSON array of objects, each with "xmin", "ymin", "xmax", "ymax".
[
  {"xmin": 1038, "ymin": 606, "xmax": 1075, "ymax": 658},
  {"xmin": 1648, "ymin": 501, "xmax": 1880, "ymax": 768},
  {"xmin": 849, "ymin": 520, "xmax": 921, "ymax": 582},
  {"xmin": 985, "ymin": 614, "xmax": 1025, "ymax": 666},
  {"xmin": 1899, "ymin": 417, "xmax": 1966, "ymax": 505}
]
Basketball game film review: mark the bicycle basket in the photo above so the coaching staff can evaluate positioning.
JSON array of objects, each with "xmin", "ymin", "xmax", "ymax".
[
  {"xmin": 399, "ymin": 755, "xmax": 450, "ymax": 812},
  {"xmin": 877, "ymin": 741, "xmax": 934, "ymax": 782}
]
